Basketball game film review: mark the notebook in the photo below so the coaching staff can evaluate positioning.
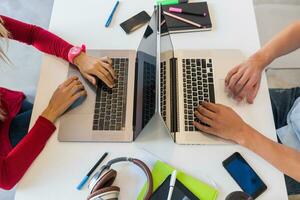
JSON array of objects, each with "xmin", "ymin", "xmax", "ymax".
[
  {"xmin": 137, "ymin": 160, "xmax": 218, "ymax": 200},
  {"xmin": 161, "ymin": 2, "xmax": 212, "ymax": 34}
]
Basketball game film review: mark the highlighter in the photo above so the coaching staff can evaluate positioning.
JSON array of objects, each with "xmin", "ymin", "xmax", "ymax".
[{"xmin": 156, "ymin": 0, "xmax": 188, "ymax": 6}]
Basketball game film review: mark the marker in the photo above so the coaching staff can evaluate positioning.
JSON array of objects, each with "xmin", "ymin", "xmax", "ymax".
[
  {"xmin": 167, "ymin": 170, "xmax": 177, "ymax": 200},
  {"xmin": 156, "ymin": 0, "xmax": 188, "ymax": 6},
  {"xmin": 105, "ymin": 1, "xmax": 120, "ymax": 28},
  {"xmin": 76, "ymin": 152, "xmax": 109, "ymax": 190}
]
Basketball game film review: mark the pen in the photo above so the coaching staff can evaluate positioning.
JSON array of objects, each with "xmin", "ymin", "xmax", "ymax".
[
  {"xmin": 167, "ymin": 170, "xmax": 177, "ymax": 200},
  {"xmin": 76, "ymin": 152, "xmax": 109, "ymax": 190},
  {"xmin": 163, "ymin": 11, "xmax": 202, "ymax": 28},
  {"xmin": 169, "ymin": 7, "xmax": 207, "ymax": 17},
  {"xmin": 105, "ymin": 1, "xmax": 120, "ymax": 28}
]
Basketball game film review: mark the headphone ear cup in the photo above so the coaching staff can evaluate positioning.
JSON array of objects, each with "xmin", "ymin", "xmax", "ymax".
[
  {"xmin": 91, "ymin": 169, "xmax": 117, "ymax": 193},
  {"xmin": 86, "ymin": 186, "xmax": 120, "ymax": 200}
]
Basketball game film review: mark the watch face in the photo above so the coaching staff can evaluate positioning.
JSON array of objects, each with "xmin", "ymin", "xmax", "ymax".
[{"xmin": 70, "ymin": 47, "xmax": 81, "ymax": 55}]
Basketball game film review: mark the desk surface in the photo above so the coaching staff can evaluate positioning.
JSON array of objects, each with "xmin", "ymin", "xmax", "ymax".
[{"xmin": 15, "ymin": 0, "xmax": 288, "ymax": 199}]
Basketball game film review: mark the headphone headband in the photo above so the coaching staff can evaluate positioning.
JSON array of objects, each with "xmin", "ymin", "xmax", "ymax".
[
  {"xmin": 106, "ymin": 157, "xmax": 130, "ymax": 167},
  {"xmin": 89, "ymin": 157, "xmax": 153, "ymax": 200}
]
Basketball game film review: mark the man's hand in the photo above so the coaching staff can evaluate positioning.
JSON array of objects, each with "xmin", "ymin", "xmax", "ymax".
[
  {"xmin": 193, "ymin": 101, "xmax": 252, "ymax": 144},
  {"xmin": 74, "ymin": 53, "xmax": 117, "ymax": 88},
  {"xmin": 225, "ymin": 54, "xmax": 266, "ymax": 104}
]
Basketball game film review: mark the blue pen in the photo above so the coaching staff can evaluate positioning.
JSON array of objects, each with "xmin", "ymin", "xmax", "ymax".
[
  {"xmin": 76, "ymin": 152, "xmax": 108, "ymax": 190},
  {"xmin": 105, "ymin": 1, "xmax": 120, "ymax": 27}
]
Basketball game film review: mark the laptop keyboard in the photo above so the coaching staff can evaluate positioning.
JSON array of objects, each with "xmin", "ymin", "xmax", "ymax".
[
  {"xmin": 160, "ymin": 61, "xmax": 167, "ymax": 122},
  {"xmin": 142, "ymin": 62, "xmax": 156, "ymax": 127},
  {"xmin": 92, "ymin": 58, "xmax": 129, "ymax": 131},
  {"xmin": 182, "ymin": 58, "xmax": 215, "ymax": 131}
]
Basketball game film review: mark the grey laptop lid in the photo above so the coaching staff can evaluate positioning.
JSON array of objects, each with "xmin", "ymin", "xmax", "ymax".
[{"xmin": 133, "ymin": 9, "xmax": 158, "ymax": 139}]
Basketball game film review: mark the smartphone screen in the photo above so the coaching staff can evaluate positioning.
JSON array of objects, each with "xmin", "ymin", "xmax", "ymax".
[
  {"xmin": 223, "ymin": 152, "xmax": 267, "ymax": 199},
  {"xmin": 120, "ymin": 11, "xmax": 151, "ymax": 34}
]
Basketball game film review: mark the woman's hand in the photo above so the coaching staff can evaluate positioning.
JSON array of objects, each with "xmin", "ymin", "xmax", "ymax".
[
  {"xmin": 41, "ymin": 76, "xmax": 87, "ymax": 123},
  {"xmin": 225, "ymin": 54, "xmax": 266, "ymax": 104},
  {"xmin": 193, "ymin": 101, "xmax": 252, "ymax": 144},
  {"xmin": 73, "ymin": 52, "xmax": 116, "ymax": 88}
]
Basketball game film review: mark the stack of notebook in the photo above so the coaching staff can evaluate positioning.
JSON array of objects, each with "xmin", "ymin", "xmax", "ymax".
[
  {"xmin": 138, "ymin": 161, "xmax": 218, "ymax": 200},
  {"xmin": 161, "ymin": 2, "xmax": 212, "ymax": 34}
]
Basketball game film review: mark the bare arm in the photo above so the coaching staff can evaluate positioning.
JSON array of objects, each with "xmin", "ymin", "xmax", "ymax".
[
  {"xmin": 225, "ymin": 21, "xmax": 300, "ymax": 103},
  {"xmin": 257, "ymin": 20, "xmax": 300, "ymax": 68},
  {"xmin": 243, "ymin": 126, "xmax": 300, "ymax": 181},
  {"xmin": 193, "ymin": 102, "xmax": 300, "ymax": 182}
]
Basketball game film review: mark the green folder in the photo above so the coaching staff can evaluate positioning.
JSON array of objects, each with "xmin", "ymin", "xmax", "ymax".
[{"xmin": 137, "ymin": 161, "xmax": 218, "ymax": 200}]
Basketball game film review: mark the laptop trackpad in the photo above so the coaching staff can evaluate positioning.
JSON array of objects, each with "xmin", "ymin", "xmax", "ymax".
[
  {"xmin": 216, "ymin": 78, "xmax": 249, "ymax": 109},
  {"xmin": 216, "ymin": 79, "xmax": 238, "ymax": 105},
  {"xmin": 216, "ymin": 79, "xmax": 260, "ymax": 123}
]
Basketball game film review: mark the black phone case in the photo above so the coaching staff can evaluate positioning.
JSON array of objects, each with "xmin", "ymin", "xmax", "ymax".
[
  {"xmin": 120, "ymin": 11, "xmax": 150, "ymax": 34},
  {"xmin": 222, "ymin": 152, "xmax": 267, "ymax": 199}
]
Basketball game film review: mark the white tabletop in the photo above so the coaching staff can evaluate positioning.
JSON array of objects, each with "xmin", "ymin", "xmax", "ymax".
[{"xmin": 15, "ymin": 0, "xmax": 288, "ymax": 199}]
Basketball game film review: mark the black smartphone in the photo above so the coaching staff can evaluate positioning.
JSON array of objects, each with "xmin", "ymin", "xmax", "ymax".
[
  {"xmin": 120, "ymin": 11, "xmax": 151, "ymax": 34},
  {"xmin": 150, "ymin": 175, "xmax": 199, "ymax": 200},
  {"xmin": 222, "ymin": 152, "xmax": 267, "ymax": 199}
]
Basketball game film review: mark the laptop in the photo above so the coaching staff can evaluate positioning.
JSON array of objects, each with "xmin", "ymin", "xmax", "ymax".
[
  {"xmin": 58, "ymin": 10, "xmax": 159, "ymax": 142},
  {"xmin": 158, "ymin": 9, "xmax": 246, "ymax": 144}
]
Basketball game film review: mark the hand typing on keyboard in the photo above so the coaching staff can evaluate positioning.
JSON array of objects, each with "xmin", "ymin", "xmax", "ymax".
[
  {"xmin": 193, "ymin": 101, "xmax": 248, "ymax": 143},
  {"xmin": 73, "ymin": 53, "xmax": 117, "ymax": 88}
]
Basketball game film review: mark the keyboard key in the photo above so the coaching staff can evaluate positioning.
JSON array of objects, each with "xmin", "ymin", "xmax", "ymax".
[{"xmin": 209, "ymin": 84, "xmax": 215, "ymax": 103}]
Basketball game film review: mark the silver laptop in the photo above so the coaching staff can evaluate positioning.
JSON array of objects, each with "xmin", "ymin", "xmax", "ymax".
[
  {"xmin": 58, "ymin": 11, "xmax": 159, "ymax": 142},
  {"xmin": 158, "ymin": 9, "xmax": 245, "ymax": 144}
]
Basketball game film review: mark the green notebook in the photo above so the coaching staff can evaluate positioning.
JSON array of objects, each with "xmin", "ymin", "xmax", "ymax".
[{"xmin": 137, "ymin": 161, "xmax": 218, "ymax": 200}]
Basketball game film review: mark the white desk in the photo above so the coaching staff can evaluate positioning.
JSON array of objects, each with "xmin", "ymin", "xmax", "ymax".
[{"xmin": 15, "ymin": 0, "xmax": 288, "ymax": 199}]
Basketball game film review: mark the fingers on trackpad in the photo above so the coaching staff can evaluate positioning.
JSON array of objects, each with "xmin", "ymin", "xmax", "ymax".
[{"xmin": 216, "ymin": 79, "xmax": 245, "ymax": 106}]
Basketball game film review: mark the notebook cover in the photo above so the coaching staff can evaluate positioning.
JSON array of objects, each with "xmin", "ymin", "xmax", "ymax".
[
  {"xmin": 137, "ymin": 160, "xmax": 218, "ymax": 200},
  {"xmin": 161, "ymin": 2, "xmax": 212, "ymax": 34}
]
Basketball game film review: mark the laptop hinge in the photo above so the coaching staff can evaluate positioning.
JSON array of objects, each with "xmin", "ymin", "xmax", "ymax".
[
  {"xmin": 133, "ymin": 57, "xmax": 139, "ymax": 139},
  {"xmin": 170, "ymin": 58, "xmax": 178, "ymax": 137}
]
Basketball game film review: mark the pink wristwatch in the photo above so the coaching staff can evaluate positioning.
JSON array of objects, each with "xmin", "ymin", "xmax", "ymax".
[{"xmin": 68, "ymin": 44, "xmax": 86, "ymax": 64}]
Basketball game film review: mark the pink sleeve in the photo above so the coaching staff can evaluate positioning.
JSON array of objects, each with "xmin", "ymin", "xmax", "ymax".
[
  {"xmin": 1, "ymin": 15, "xmax": 73, "ymax": 61},
  {"xmin": 0, "ymin": 117, "xmax": 56, "ymax": 190}
]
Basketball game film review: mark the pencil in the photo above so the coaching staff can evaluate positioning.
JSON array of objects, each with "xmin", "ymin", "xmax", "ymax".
[
  {"xmin": 163, "ymin": 11, "xmax": 202, "ymax": 28},
  {"xmin": 76, "ymin": 152, "xmax": 109, "ymax": 190}
]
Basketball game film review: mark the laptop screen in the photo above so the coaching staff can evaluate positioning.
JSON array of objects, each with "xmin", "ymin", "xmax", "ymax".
[{"xmin": 133, "ymin": 9, "xmax": 158, "ymax": 139}]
